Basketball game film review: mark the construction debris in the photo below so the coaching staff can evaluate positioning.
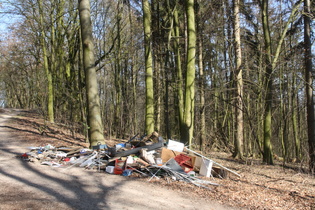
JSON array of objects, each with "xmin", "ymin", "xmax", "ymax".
[{"xmin": 19, "ymin": 132, "xmax": 241, "ymax": 190}]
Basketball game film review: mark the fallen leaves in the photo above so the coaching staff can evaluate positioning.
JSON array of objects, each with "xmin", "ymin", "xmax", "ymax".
[{"xmin": 3, "ymin": 109, "xmax": 315, "ymax": 209}]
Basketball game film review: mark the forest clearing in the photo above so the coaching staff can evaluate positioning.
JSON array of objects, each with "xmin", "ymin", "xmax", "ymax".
[{"xmin": 0, "ymin": 109, "xmax": 314, "ymax": 209}]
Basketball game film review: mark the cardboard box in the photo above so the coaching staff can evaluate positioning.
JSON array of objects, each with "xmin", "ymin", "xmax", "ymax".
[
  {"xmin": 192, "ymin": 156, "xmax": 202, "ymax": 172},
  {"xmin": 161, "ymin": 148, "xmax": 182, "ymax": 163},
  {"xmin": 161, "ymin": 148, "xmax": 198, "ymax": 170}
]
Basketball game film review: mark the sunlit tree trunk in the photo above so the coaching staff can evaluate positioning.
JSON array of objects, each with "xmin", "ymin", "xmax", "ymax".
[
  {"xmin": 39, "ymin": 0, "xmax": 54, "ymax": 123},
  {"xmin": 261, "ymin": 0, "xmax": 273, "ymax": 164},
  {"xmin": 155, "ymin": 58, "xmax": 161, "ymax": 133},
  {"xmin": 182, "ymin": 0, "xmax": 196, "ymax": 147},
  {"xmin": 78, "ymin": 0, "xmax": 105, "ymax": 146},
  {"xmin": 151, "ymin": 0, "xmax": 161, "ymax": 134},
  {"xmin": 142, "ymin": 0, "xmax": 155, "ymax": 135},
  {"xmin": 197, "ymin": 24, "xmax": 205, "ymax": 151},
  {"xmin": 233, "ymin": 0, "xmax": 244, "ymax": 159}
]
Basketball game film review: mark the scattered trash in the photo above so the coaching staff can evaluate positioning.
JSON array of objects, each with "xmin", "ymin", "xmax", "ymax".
[
  {"xmin": 106, "ymin": 166, "xmax": 115, "ymax": 174},
  {"xmin": 18, "ymin": 132, "xmax": 241, "ymax": 190},
  {"xmin": 155, "ymin": 158, "xmax": 162, "ymax": 166},
  {"xmin": 41, "ymin": 161, "xmax": 62, "ymax": 167},
  {"xmin": 122, "ymin": 169, "xmax": 133, "ymax": 176},
  {"xmin": 167, "ymin": 139, "xmax": 184, "ymax": 152},
  {"xmin": 114, "ymin": 159, "xmax": 125, "ymax": 175},
  {"xmin": 21, "ymin": 153, "xmax": 28, "ymax": 158}
]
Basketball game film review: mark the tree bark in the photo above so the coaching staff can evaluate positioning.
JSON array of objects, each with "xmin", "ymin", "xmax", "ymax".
[
  {"xmin": 233, "ymin": 0, "xmax": 244, "ymax": 159},
  {"xmin": 292, "ymin": 69, "xmax": 301, "ymax": 161},
  {"xmin": 304, "ymin": 0, "xmax": 315, "ymax": 174},
  {"xmin": 183, "ymin": 0, "xmax": 196, "ymax": 147},
  {"xmin": 260, "ymin": 0, "xmax": 301, "ymax": 164},
  {"xmin": 172, "ymin": 3, "xmax": 185, "ymax": 140},
  {"xmin": 127, "ymin": 0, "xmax": 138, "ymax": 134},
  {"xmin": 196, "ymin": 0, "xmax": 205, "ymax": 151},
  {"xmin": 261, "ymin": 0, "xmax": 273, "ymax": 164},
  {"xmin": 39, "ymin": 0, "xmax": 54, "ymax": 123},
  {"xmin": 114, "ymin": 0, "xmax": 122, "ymax": 138},
  {"xmin": 142, "ymin": 0, "xmax": 155, "ymax": 135},
  {"xmin": 78, "ymin": 0, "xmax": 105, "ymax": 147}
]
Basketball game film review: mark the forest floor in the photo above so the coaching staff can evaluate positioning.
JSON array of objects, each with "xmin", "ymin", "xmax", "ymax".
[{"xmin": 0, "ymin": 108, "xmax": 314, "ymax": 209}]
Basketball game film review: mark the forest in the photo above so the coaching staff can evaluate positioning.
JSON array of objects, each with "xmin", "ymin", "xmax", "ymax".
[{"xmin": 0, "ymin": 0, "xmax": 314, "ymax": 174}]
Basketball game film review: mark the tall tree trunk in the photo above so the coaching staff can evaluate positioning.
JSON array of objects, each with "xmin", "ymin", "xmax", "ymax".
[
  {"xmin": 292, "ymin": 75, "xmax": 301, "ymax": 161},
  {"xmin": 172, "ymin": 3, "xmax": 185, "ymax": 140},
  {"xmin": 142, "ymin": 0, "xmax": 155, "ymax": 135},
  {"xmin": 304, "ymin": 0, "xmax": 315, "ymax": 174},
  {"xmin": 233, "ymin": 0, "xmax": 244, "ymax": 159},
  {"xmin": 164, "ymin": 55, "xmax": 171, "ymax": 139},
  {"xmin": 114, "ymin": 0, "xmax": 122, "ymax": 138},
  {"xmin": 261, "ymin": 0, "xmax": 273, "ymax": 164},
  {"xmin": 127, "ymin": 0, "xmax": 138, "ymax": 134},
  {"xmin": 198, "ymin": 26, "xmax": 205, "ymax": 151},
  {"xmin": 183, "ymin": 0, "xmax": 196, "ymax": 147},
  {"xmin": 155, "ymin": 58, "xmax": 161, "ymax": 133},
  {"xmin": 152, "ymin": 0, "xmax": 161, "ymax": 134},
  {"xmin": 196, "ymin": 0, "xmax": 205, "ymax": 151},
  {"xmin": 39, "ymin": 0, "xmax": 54, "ymax": 123},
  {"xmin": 78, "ymin": 0, "xmax": 105, "ymax": 147},
  {"xmin": 261, "ymin": 0, "xmax": 301, "ymax": 164}
]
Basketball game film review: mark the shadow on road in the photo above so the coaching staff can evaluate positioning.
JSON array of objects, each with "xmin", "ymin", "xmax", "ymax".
[{"xmin": 0, "ymin": 110, "xmax": 126, "ymax": 209}]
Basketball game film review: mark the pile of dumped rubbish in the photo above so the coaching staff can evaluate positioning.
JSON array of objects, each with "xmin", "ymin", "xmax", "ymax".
[{"xmin": 20, "ymin": 132, "xmax": 240, "ymax": 189}]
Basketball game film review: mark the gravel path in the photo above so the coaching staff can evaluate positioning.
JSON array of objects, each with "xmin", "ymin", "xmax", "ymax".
[{"xmin": 0, "ymin": 109, "xmax": 234, "ymax": 210}]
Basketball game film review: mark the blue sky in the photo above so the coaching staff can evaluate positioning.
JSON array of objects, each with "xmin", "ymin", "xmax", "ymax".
[{"xmin": 0, "ymin": 0, "xmax": 21, "ymax": 34}]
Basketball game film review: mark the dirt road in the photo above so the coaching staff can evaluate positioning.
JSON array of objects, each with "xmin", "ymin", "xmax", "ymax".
[{"xmin": 0, "ymin": 109, "xmax": 233, "ymax": 210}]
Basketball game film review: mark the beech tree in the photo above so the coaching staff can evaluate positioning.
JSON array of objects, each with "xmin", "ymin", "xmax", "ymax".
[
  {"xmin": 233, "ymin": 0, "xmax": 244, "ymax": 159},
  {"xmin": 261, "ymin": 0, "xmax": 274, "ymax": 164},
  {"xmin": 196, "ymin": 0, "xmax": 205, "ymax": 151},
  {"xmin": 142, "ymin": 0, "xmax": 155, "ymax": 135},
  {"xmin": 182, "ymin": 0, "xmax": 196, "ymax": 146},
  {"xmin": 78, "ymin": 0, "xmax": 105, "ymax": 146},
  {"xmin": 38, "ymin": 0, "xmax": 54, "ymax": 123},
  {"xmin": 260, "ymin": 0, "xmax": 301, "ymax": 164}
]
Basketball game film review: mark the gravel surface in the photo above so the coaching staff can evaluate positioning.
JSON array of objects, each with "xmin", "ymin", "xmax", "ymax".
[{"xmin": 0, "ymin": 109, "xmax": 234, "ymax": 210}]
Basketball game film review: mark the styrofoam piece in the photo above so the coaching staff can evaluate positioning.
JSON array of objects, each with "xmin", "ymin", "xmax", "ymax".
[
  {"xmin": 126, "ymin": 156, "xmax": 134, "ymax": 164},
  {"xmin": 167, "ymin": 139, "xmax": 184, "ymax": 152},
  {"xmin": 28, "ymin": 147, "xmax": 40, "ymax": 150},
  {"xmin": 56, "ymin": 152, "xmax": 67, "ymax": 157},
  {"xmin": 106, "ymin": 166, "xmax": 115, "ymax": 173},
  {"xmin": 199, "ymin": 158, "xmax": 213, "ymax": 177}
]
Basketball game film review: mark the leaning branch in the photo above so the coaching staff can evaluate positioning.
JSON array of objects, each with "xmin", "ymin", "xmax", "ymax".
[{"xmin": 94, "ymin": 33, "xmax": 119, "ymax": 70}]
